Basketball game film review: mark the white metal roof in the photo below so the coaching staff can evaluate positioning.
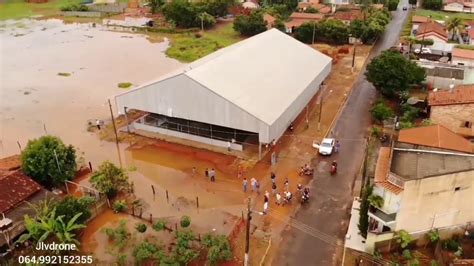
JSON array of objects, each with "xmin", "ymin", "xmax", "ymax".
[{"xmin": 119, "ymin": 29, "xmax": 332, "ymax": 125}]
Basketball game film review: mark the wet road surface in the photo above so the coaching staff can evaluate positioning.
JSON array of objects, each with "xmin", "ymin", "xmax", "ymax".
[{"xmin": 275, "ymin": 2, "xmax": 410, "ymax": 265}]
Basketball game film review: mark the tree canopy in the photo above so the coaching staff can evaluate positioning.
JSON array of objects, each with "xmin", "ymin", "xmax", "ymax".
[
  {"xmin": 365, "ymin": 50, "xmax": 426, "ymax": 98},
  {"xmin": 233, "ymin": 11, "xmax": 268, "ymax": 36},
  {"xmin": 422, "ymin": 0, "xmax": 442, "ymax": 10},
  {"xmin": 21, "ymin": 135, "xmax": 77, "ymax": 188},
  {"xmin": 90, "ymin": 161, "xmax": 129, "ymax": 198},
  {"xmin": 296, "ymin": 19, "xmax": 349, "ymax": 45},
  {"xmin": 162, "ymin": 0, "xmax": 234, "ymax": 28},
  {"xmin": 349, "ymin": 9, "xmax": 391, "ymax": 44},
  {"xmin": 55, "ymin": 196, "xmax": 95, "ymax": 224}
]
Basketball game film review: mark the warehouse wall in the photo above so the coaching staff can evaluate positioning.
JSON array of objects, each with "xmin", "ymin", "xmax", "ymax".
[{"xmin": 115, "ymin": 74, "xmax": 268, "ymax": 142}]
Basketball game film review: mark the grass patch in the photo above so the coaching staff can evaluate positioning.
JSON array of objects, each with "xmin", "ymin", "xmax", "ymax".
[
  {"xmin": 401, "ymin": 14, "xmax": 413, "ymax": 37},
  {"xmin": 0, "ymin": 0, "xmax": 82, "ymax": 20},
  {"xmin": 57, "ymin": 72, "xmax": 71, "ymax": 76},
  {"xmin": 414, "ymin": 9, "xmax": 474, "ymax": 21},
  {"xmin": 118, "ymin": 82, "xmax": 132, "ymax": 89},
  {"xmin": 166, "ymin": 22, "xmax": 241, "ymax": 62},
  {"xmin": 456, "ymin": 44, "xmax": 474, "ymax": 50}
]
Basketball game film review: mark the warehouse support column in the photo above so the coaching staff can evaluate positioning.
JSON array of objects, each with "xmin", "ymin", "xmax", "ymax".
[{"xmin": 258, "ymin": 142, "xmax": 262, "ymax": 160}]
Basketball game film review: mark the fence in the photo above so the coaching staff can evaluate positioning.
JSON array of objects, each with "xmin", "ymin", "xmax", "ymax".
[{"xmin": 88, "ymin": 3, "xmax": 127, "ymax": 13}]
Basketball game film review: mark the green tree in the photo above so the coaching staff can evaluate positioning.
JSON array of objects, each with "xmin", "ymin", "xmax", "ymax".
[
  {"xmin": 304, "ymin": 6, "xmax": 319, "ymax": 13},
  {"xmin": 388, "ymin": 0, "xmax": 399, "ymax": 11},
  {"xmin": 409, "ymin": 0, "xmax": 417, "ymax": 6},
  {"xmin": 422, "ymin": 0, "xmax": 442, "ymax": 10},
  {"xmin": 113, "ymin": 200, "xmax": 128, "ymax": 213},
  {"xmin": 90, "ymin": 161, "xmax": 129, "ymax": 198},
  {"xmin": 203, "ymin": 0, "xmax": 235, "ymax": 17},
  {"xmin": 180, "ymin": 215, "xmax": 191, "ymax": 228},
  {"xmin": 371, "ymin": 101, "xmax": 394, "ymax": 123},
  {"xmin": 396, "ymin": 230, "xmax": 414, "ymax": 249},
  {"xmin": 133, "ymin": 241, "xmax": 163, "ymax": 264},
  {"xmin": 54, "ymin": 213, "xmax": 86, "ymax": 246},
  {"xmin": 427, "ymin": 229, "xmax": 440, "ymax": 244},
  {"xmin": 446, "ymin": 17, "xmax": 463, "ymax": 41},
  {"xmin": 55, "ymin": 196, "xmax": 95, "ymax": 224},
  {"xmin": 196, "ymin": 12, "xmax": 217, "ymax": 29},
  {"xmin": 349, "ymin": 19, "xmax": 365, "ymax": 39},
  {"xmin": 274, "ymin": 19, "xmax": 286, "ymax": 32},
  {"xmin": 148, "ymin": 0, "xmax": 165, "ymax": 14},
  {"xmin": 319, "ymin": 19, "xmax": 349, "ymax": 44},
  {"xmin": 162, "ymin": 0, "xmax": 199, "ymax": 28},
  {"xmin": 295, "ymin": 22, "xmax": 319, "ymax": 43},
  {"xmin": 365, "ymin": 51, "xmax": 426, "ymax": 98},
  {"xmin": 358, "ymin": 185, "xmax": 373, "ymax": 238},
  {"xmin": 103, "ymin": 220, "xmax": 130, "ymax": 250},
  {"xmin": 233, "ymin": 11, "xmax": 268, "ymax": 36},
  {"xmin": 368, "ymin": 194, "xmax": 384, "ymax": 209},
  {"xmin": 21, "ymin": 135, "xmax": 77, "ymax": 188},
  {"xmin": 174, "ymin": 230, "xmax": 199, "ymax": 265},
  {"xmin": 202, "ymin": 234, "xmax": 233, "ymax": 265},
  {"xmin": 135, "ymin": 223, "xmax": 147, "ymax": 233}
]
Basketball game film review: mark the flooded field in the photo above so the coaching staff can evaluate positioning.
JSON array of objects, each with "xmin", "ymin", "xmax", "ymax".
[{"xmin": 0, "ymin": 18, "xmax": 183, "ymax": 164}]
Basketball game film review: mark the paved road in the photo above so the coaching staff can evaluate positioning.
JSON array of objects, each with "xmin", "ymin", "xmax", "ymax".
[{"xmin": 274, "ymin": 2, "xmax": 410, "ymax": 265}]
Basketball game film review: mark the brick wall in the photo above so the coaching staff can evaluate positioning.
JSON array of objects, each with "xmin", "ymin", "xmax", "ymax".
[{"xmin": 430, "ymin": 103, "xmax": 474, "ymax": 138}]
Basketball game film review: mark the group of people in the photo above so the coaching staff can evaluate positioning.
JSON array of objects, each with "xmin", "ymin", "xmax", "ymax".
[
  {"xmin": 204, "ymin": 168, "xmax": 217, "ymax": 182},
  {"xmin": 242, "ymin": 177, "xmax": 260, "ymax": 193}
]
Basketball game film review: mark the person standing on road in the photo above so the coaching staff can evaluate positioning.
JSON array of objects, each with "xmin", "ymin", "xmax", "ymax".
[
  {"xmin": 243, "ymin": 178, "xmax": 248, "ymax": 192},
  {"xmin": 265, "ymin": 190, "xmax": 270, "ymax": 201},
  {"xmin": 272, "ymin": 182, "xmax": 277, "ymax": 194},
  {"xmin": 335, "ymin": 140, "xmax": 341, "ymax": 153},
  {"xmin": 255, "ymin": 180, "xmax": 260, "ymax": 194},
  {"xmin": 270, "ymin": 172, "xmax": 276, "ymax": 184},
  {"xmin": 275, "ymin": 192, "xmax": 282, "ymax": 205},
  {"xmin": 96, "ymin": 119, "xmax": 101, "ymax": 130},
  {"xmin": 251, "ymin": 178, "xmax": 257, "ymax": 192},
  {"xmin": 210, "ymin": 168, "xmax": 216, "ymax": 182},
  {"xmin": 205, "ymin": 168, "xmax": 209, "ymax": 179},
  {"xmin": 284, "ymin": 178, "xmax": 289, "ymax": 191}
]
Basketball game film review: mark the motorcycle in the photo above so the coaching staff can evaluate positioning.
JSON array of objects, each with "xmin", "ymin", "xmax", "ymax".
[
  {"xmin": 330, "ymin": 163, "xmax": 337, "ymax": 175},
  {"xmin": 299, "ymin": 167, "xmax": 314, "ymax": 176}
]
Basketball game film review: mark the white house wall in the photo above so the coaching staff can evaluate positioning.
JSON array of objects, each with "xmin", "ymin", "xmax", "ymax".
[
  {"xmin": 268, "ymin": 62, "xmax": 331, "ymax": 142},
  {"xmin": 116, "ymin": 74, "xmax": 269, "ymax": 141},
  {"xmin": 452, "ymin": 57, "xmax": 474, "ymax": 67}
]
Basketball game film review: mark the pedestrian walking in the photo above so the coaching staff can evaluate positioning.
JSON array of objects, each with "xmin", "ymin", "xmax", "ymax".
[
  {"xmin": 255, "ymin": 180, "xmax": 260, "ymax": 194},
  {"xmin": 96, "ymin": 119, "xmax": 101, "ymax": 130},
  {"xmin": 270, "ymin": 172, "xmax": 276, "ymax": 184},
  {"xmin": 275, "ymin": 192, "xmax": 282, "ymax": 205},
  {"xmin": 272, "ymin": 183, "xmax": 277, "ymax": 194},
  {"xmin": 250, "ymin": 178, "xmax": 257, "ymax": 192},
  {"xmin": 243, "ymin": 178, "xmax": 248, "ymax": 192},
  {"xmin": 263, "ymin": 201, "xmax": 269, "ymax": 214},
  {"xmin": 265, "ymin": 190, "xmax": 270, "ymax": 201},
  {"xmin": 227, "ymin": 141, "xmax": 231, "ymax": 152},
  {"xmin": 210, "ymin": 168, "xmax": 216, "ymax": 182},
  {"xmin": 335, "ymin": 140, "xmax": 341, "ymax": 153},
  {"xmin": 284, "ymin": 178, "xmax": 289, "ymax": 191},
  {"xmin": 205, "ymin": 168, "xmax": 209, "ymax": 179}
]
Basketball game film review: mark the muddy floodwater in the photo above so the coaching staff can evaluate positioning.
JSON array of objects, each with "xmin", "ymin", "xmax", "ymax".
[{"xmin": 0, "ymin": 19, "xmax": 183, "ymax": 163}]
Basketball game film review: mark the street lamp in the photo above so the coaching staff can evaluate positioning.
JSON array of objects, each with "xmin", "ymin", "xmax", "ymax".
[{"xmin": 349, "ymin": 34, "xmax": 357, "ymax": 73}]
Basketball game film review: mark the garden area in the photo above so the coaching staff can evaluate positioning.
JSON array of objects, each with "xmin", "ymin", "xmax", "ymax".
[
  {"xmin": 0, "ymin": 0, "xmax": 82, "ymax": 20},
  {"xmin": 414, "ymin": 9, "xmax": 474, "ymax": 22}
]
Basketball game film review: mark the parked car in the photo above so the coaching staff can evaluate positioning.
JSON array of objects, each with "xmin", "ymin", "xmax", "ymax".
[
  {"xmin": 414, "ymin": 47, "xmax": 432, "ymax": 54},
  {"xmin": 313, "ymin": 138, "xmax": 335, "ymax": 156}
]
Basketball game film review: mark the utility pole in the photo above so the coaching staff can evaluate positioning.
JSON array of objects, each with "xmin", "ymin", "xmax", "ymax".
[
  {"xmin": 244, "ymin": 197, "xmax": 251, "ymax": 266},
  {"xmin": 53, "ymin": 149, "xmax": 61, "ymax": 173},
  {"xmin": 312, "ymin": 22, "xmax": 316, "ymax": 45},
  {"xmin": 318, "ymin": 93, "xmax": 323, "ymax": 131},
  {"xmin": 124, "ymin": 107, "xmax": 130, "ymax": 133},
  {"xmin": 352, "ymin": 41, "xmax": 356, "ymax": 73},
  {"xmin": 108, "ymin": 99, "xmax": 120, "ymax": 146}
]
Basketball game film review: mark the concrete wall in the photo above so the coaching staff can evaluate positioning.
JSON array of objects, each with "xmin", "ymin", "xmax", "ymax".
[
  {"xmin": 452, "ymin": 57, "xmax": 474, "ymax": 67},
  {"xmin": 133, "ymin": 122, "xmax": 244, "ymax": 151},
  {"xmin": 116, "ymin": 74, "xmax": 269, "ymax": 142},
  {"xmin": 395, "ymin": 171, "xmax": 474, "ymax": 233},
  {"xmin": 373, "ymin": 185, "xmax": 402, "ymax": 215},
  {"xmin": 269, "ymin": 62, "xmax": 331, "ymax": 142},
  {"xmin": 62, "ymin": 11, "xmax": 102, "ymax": 17},
  {"xmin": 88, "ymin": 3, "xmax": 127, "ymax": 13},
  {"xmin": 426, "ymin": 76, "xmax": 464, "ymax": 89},
  {"xmin": 365, "ymin": 231, "xmax": 395, "ymax": 254},
  {"xmin": 444, "ymin": 3, "xmax": 464, "ymax": 12},
  {"xmin": 430, "ymin": 103, "xmax": 474, "ymax": 138}
]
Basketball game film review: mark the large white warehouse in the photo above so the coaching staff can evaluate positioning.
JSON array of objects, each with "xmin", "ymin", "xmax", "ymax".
[{"xmin": 115, "ymin": 29, "xmax": 332, "ymax": 155}]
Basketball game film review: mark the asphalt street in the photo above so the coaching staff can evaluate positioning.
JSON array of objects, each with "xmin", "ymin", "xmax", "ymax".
[{"xmin": 274, "ymin": 2, "xmax": 410, "ymax": 265}]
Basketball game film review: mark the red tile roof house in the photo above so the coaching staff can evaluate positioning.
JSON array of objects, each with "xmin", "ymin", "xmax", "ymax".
[
  {"xmin": 415, "ymin": 20, "xmax": 449, "ymax": 43},
  {"xmin": 428, "ymin": 84, "xmax": 474, "ymax": 138},
  {"xmin": 0, "ymin": 155, "xmax": 50, "ymax": 248},
  {"xmin": 332, "ymin": 9, "xmax": 364, "ymax": 25},
  {"xmin": 285, "ymin": 12, "xmax": 324, "ymax": 33},
  {"xmin": 444, "ymin": 0, "xmax": 474, "ymax": 13},
  {"xmin": 452, "ymin": 47, "xmax": 474, "ymax": 67},
  {"xmin": 297, "ymin": 1, "xmax": 332, "ymax": 14}
]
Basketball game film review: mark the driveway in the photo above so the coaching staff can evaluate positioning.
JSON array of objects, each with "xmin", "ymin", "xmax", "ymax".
[{"xmin": 274, "ymin": 2, "xmax": 410, "ymax": 265}]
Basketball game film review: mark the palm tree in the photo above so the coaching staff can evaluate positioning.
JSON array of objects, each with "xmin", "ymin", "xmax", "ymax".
[{"xmin": 446, "ymin": 17, "xmax": 463, "ymax": 41}]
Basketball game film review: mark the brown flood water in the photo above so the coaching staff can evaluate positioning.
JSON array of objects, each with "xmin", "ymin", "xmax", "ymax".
[{"xmin": 0, "ymin": 18, "xmax": 183, "ymax": 165}]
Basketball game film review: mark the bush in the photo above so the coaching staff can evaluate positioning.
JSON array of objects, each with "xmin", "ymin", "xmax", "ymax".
[
  {"xmin": 21, "ymin": 135, "xmax": 77, "ymax": 188},
  {"xmin": 113, "ymin": 200, "xmax": 128, "ymax": 213},
  {"xmin": 371, "ymin": 101, "xmax": 394, "ymax": 123},
  {"xmin": 180, "ymin": 215, "xmax": 191, "ymax": 228},
  {"xmin": 202, "ymin": 234, "xmax": 233, "ymax": 265},
  {"xmin": 443, "ymin": 239, "xmax": 460, "ymax": 252},
  {"xmin": 196, "ymin": 12, "xmax": 217, "ymax": 29},
  {"xmin": 402, "ymin": 249, "xmax": 413, "ymax": 260},
  {"xmin": 55, "ymin": 196, "xmax": 95, "ymax": 224},
  {"xmin": 371, "ymin": 126, "xmax": 382, "ymax": 137},
  {"xmin": 136, "ymin": 223, "xmax": 147, "ymax": 233},
  {"xmin": 423, "ymin": 0, "xmax": 442, "ymax": 10},
  {"xmin": 233, "ymin": 11, "xmax": 267, "ymax": 36},
  {"xmin": 133, "ymin": 241, "xmax": 162, "ymax": 264},
  {"xmin": 153, "ymin": 219, "xmax": 168, "ymax": 231},
  {"xmin": 304, "ymin": 6, "xmax": 318, "ymax": 13},
  {"xmin": 396, "ymin": 230, "xmax": 414, "ymax": 249},
  {"xmin": 427, "ymin": 229, "xmax": 440, "ymax": 243},
  {"xmin": 400, "ymin": 104, "xmax": 420, "ymax": 123},
  {"xmin": 388, "ymin": 0, "xmax": 399, "ymax": 11},
  {"xmin": 368, "ymin": 194, "xmax": 384, "ymax": 208},
  {"xmin": 296, "ymin": 19, "xmax": 349, "ymax": 45},
  {"xmin": 90, "ymin": 161, "xmax": 129, "ymax": 199},
  {"xmin": 103, "ymin": 220, "xmax": 130, "ymax": 250},
  {"xmin": 61, "ymin": 4, "xmax": 89, "ymax": 11}
]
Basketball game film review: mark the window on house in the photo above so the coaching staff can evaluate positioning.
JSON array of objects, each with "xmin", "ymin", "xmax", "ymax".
[
  {"xmin": 455, "ymin": 187, "xmax": 461, "ymax": 191},
  {"xmin": 461, "ymin": 121, "xmax": 472, "ymax": 128}
]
